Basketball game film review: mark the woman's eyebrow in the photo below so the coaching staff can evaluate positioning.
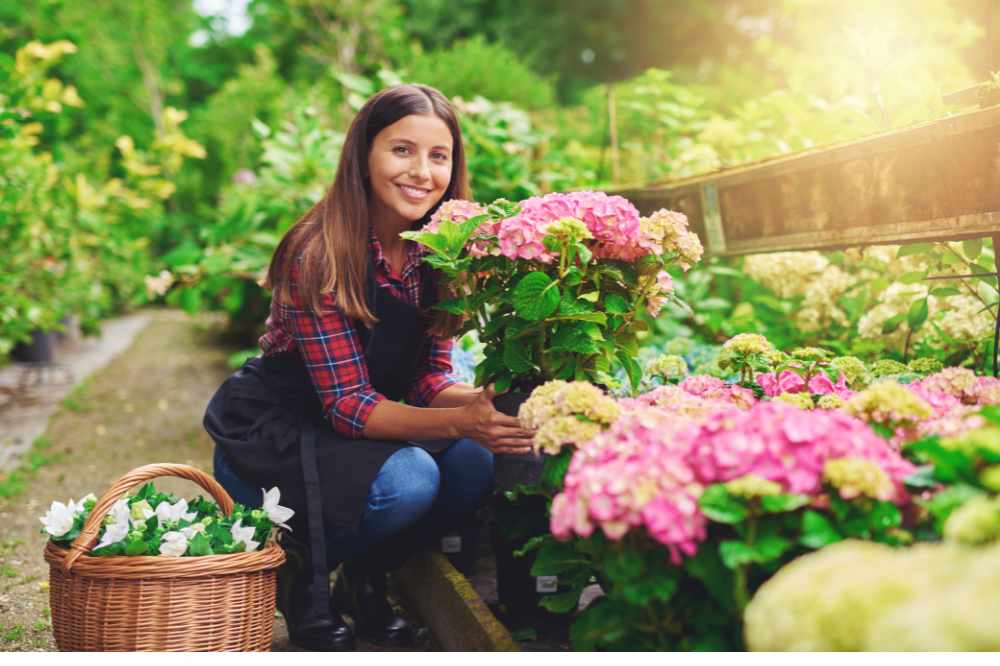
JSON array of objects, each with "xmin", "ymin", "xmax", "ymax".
[{"xmin": 390, "ymin": 137, "xmax": 452, "ymax": 151}]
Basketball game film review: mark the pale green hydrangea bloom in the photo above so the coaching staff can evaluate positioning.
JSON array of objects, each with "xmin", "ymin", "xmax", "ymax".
[
  {"xmin": 790, "ymin": 347, "xmax": 832, "ymax": 362},
  {"xmin": 846, "ymin": 381, "xmax": 933, "ymax": 429},
  {"xmin": 722, "ymin": 333, "xmax": 773, "ymax": 355},
  {"xmin": 943, "ymin": 495, "xmax": 1000, "ymax": 546},
  {"xmin": 823, "ymin": 457, "xmax": 895, "ymax": 501},
  {"xmin": 815, "ymin": 394, "xmax": 846, "ymax": 410},
  {"xmin": 908, "ymin": 357, "xmax": 944, "ymax": 375},
  {"xmin": 533, "ymin": 415, "xmax": 603, "ymax": 455},
  {"xmin": 869, "ymin": 359, "xmax": 909, "ymax": 378},
  {"xmin": 646, "ymin": 354, "xmax": 688, "ymax": 380},
  {"xmin": 546, "ymin": 216, "xmax": 593, "ymax": 243},
  {"xmin": 775, "ymin": 392, "xmax": 814, "ymax": 410},
  {"xmin": 829, "ymin": 356, "xmax": 870, "ymax": 390},
  {"xmin": 724, "ymin": 474, "xmax": 782, "ymax": 499}
]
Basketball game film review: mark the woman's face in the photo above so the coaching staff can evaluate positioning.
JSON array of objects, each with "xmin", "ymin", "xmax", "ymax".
[{"xmin": 367, "ymin": 113, "xmax": 453, "ymax": 227}]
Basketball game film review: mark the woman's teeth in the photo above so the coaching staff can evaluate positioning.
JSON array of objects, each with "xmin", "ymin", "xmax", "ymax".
[{"xmin": 398, "ymin": 184, "xmax": 429, "ymax": 200}]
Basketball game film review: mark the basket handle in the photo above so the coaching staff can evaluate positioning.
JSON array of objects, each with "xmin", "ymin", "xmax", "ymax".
[{"xmin": 61, "ymin": 463, "xmax": 238, "ymax": 573}]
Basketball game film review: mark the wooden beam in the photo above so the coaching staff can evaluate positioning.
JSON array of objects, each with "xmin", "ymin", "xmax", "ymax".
[{"xmin": 615, "ymin": 104, "xmax": 1000, "ymax": 256}]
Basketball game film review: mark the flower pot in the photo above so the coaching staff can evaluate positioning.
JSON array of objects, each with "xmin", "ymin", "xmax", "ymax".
[
  {"xmin": 491, "ymin": 388, "xmax": 545, "ymax": 491},
  {"xmin": 11, "ymin": 328, "xmax": 56, "ymax": 363}
]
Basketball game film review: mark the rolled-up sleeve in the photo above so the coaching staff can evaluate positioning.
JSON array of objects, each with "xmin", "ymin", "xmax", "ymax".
[
  {"xmin": 284, "ymin": 277, "xmax": 386, "ymax": 439},
  {"xmin": 406, "ymin": 336, "xmax": 458, "ymax": 407}
]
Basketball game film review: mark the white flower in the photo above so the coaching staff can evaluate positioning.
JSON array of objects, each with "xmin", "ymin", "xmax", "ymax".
[
  {"xmin": 129, "ymin": 499, "xmax": 155, "ymax": 528},
  {"xmin": 95, "ymin": 499, "xmax": 131, "ymax": 550},
  {"xmin": 76, "ymin": 492, "xmax": 97, "ymax": 507},
  {"xmin": 154, "ymin": 498, "xmax": 197, "ymax": 528},
  {"xmin": 159, "ymin": 531, "xmax": 189, "ymax": 557},
  {"xmin": 39, "ymin": 500, "xmax": 77, "ymax": 538},
  {"xmin": 179, "ymin": 522, "xmax": 206, "ymax": 540},
  {"xmin": 261, "ymin": 487, "xmax": 294, "ymax": 530},
  {"xmin": 230, "ymin": 518, "xmax": 260, "ymax": 552}
]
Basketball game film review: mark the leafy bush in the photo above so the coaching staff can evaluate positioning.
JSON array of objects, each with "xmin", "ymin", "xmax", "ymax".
[{"xmin": 407, "ymin": 36, "xmax": 556, "ymax": 110}]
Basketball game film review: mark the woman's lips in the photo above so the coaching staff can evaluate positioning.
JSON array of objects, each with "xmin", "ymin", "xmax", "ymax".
[{"xmin": 397, "ymin": 183, "xmax": 431, "ymax": 201}]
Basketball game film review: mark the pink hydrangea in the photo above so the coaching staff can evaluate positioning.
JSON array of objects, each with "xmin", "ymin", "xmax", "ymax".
[
  {"xmin": 423, "ymin": 199, "xmax": 496, "ymax": 257},
  {"xmin": 550, "ymin": 400, "xmax": 916, "ymax": 564},
  {"xmin": 498, "ymin": 191, "xmax": 655, "ymax": 264},
  {"xmin": 679, "ymin": 375, "xmax": 726, "ymax": 396},
  {"xmin": 757, "ymin": 370, "xmax": 806, "ymax": 397}
]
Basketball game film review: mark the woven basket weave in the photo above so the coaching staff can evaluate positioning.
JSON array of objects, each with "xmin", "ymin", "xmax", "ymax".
[{"xmin": 43, "ymin": 463, "xmax": 286, "ymax": 652}]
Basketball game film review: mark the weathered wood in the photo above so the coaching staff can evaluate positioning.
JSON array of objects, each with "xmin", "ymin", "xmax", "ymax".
[{"xmin": 616, "ymin": 104, "xmax": 1000, "ymax": 256}]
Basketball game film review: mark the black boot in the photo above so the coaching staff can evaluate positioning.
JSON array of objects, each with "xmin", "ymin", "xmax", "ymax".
[
  {"xmin": 277, "ymin": 536, "xmax": 355, "ymax": 651},
  {"xmin": 337, "ymin": 561, "xmax": 416, "ymax": 647}
]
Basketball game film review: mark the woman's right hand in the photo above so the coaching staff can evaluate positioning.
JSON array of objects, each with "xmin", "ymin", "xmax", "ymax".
[{"xmin": 459, "ymin": 384, "xmax": 536, "ymax": 455}]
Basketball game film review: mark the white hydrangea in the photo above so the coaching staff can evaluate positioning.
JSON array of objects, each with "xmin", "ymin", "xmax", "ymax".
[
  {"xmin": 743, "ymin": 252, "xmax": 829, "ymax": 299},
  {"xmin": 934, "ymin": 294, "xmax": 995, "ymax": 343},
  {"xmin": 857, "ymin": 282, "xmax": 938, "ymax": 346},
  {"xmin": 796, "ymin": 265, "xmax": 856, "ymax": 332}
]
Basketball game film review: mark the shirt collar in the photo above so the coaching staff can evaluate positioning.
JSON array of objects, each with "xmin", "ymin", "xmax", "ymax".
[{"xmin": 368, "ymin": 225, "xmax": 422, "ymax": 280}]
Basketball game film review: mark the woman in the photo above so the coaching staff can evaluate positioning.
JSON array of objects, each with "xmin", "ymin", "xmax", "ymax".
[{"xmin": 203, "ymin": 84, "xmax": 535, "ymax": 651}]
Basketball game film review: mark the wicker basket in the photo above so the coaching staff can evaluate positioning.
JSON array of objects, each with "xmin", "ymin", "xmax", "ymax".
[{"xmin": 43, "ymin": 463, "xmax": 286, "ymax": 651}]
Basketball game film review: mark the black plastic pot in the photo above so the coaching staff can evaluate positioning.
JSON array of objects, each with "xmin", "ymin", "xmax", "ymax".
[
  {"xmin": 11, "ymin": 329, "xmax": 56, "ymax": 363},
  {"xmin": 491, "ymin": 389, "xmax": 545, "ymax": 492},
  {"xmin": 489, "ymin": 386, "xmax": 571, "ymax": 637}
]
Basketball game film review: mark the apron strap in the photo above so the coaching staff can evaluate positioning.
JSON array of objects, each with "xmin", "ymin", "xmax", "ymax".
[{"xmin": 297, "ymin": 416, "xmax": 334, "ymax": 631}]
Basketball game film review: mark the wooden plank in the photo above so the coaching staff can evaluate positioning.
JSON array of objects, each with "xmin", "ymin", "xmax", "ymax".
[{"xmin": 615, "ymin": 104, "xmax": 1000, "ymax": 256}]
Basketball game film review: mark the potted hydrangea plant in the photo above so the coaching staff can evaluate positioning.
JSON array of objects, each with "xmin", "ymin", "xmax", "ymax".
[{"xmin": 403, "ymin": 190, "xmax": 703, "ymax": 487}]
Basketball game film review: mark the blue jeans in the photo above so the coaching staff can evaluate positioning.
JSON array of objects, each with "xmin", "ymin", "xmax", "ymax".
[{"xmin": 213, "ymin": 439, "xmax": 493, "ymax": 569}]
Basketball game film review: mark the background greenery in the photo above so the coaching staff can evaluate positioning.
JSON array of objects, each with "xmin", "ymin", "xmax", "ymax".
[{"xmin": 1, "ymin": 0, "xmax": 997, "ymax": 365}]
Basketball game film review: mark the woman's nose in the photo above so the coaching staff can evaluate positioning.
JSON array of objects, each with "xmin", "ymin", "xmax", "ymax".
[{"xmin": 409, "ymin": 156, "xmax": 431, "ymax": 181}]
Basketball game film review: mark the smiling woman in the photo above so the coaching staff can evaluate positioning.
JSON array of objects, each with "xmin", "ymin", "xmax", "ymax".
[{"xmin": 202, "ymin": 84, "xmax": 535, "ymax": 651}]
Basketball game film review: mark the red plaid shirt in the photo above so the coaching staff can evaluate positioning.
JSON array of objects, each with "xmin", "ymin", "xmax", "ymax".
[{"xmin": 258, "ymin": 228, "xmax": 456, "ymax": 438}]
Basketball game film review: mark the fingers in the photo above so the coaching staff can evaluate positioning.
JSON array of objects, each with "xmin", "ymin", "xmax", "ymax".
[
  {"xmin": 482, "ymin": 383, "xmax": 498, "ymax": 400},
  {"xmin": 491, "ymin": 443, "xmax": 536, "ymax": 455}
]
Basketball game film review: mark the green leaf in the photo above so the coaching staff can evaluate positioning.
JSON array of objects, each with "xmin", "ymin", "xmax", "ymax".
[
  {"xmin": 881, "ymin": 313, "xmax": 905, "ymax": 334},
  {"xmin": 903, "ymin": 465, "xmax": 937, "ymax": 489},
  {"xmin": 930, "ymin": 286, "xmax": 961, "ymax": 297},
  {"xmin": 963, "ymin": 238, "xmax": 983, "ymax": 260},
  {"xmin": 799, "ymin": 510, "xmax": 841, "ymax": 549},
  {"xmin": 530, "ymin": 539, "xmax": 584, "ymax": 576},
  {"xmin": 493, "ymin": 371, "xmax": 513, "ymax": 394},
  {"xmin": 539, "ymin": 589, "xmax": 582, "ymax": 614},
  {"xmin": 760, "ymin": 493, "xmax": 811, "ymax": 513},
  {"xmin": 981, "ymin": 405, "xmax": 1000, "ymax": 426},
  {"xmin": 502, "ymin": 336, "xmax": 535, "ymax": 373},
  {"xmin": 434, "ymin": 297, "xmax": 467, "ymax": 316},
  {"xmin": 906, "ymin": 438, "xmax": 977, "ymax": 484},
  {"xmin": 897, "ymin": 243, "xmax": 934, "ymax": 257},
  {"xmin": 698, "ymin": 484, "xmax": 748, "ymax": 524},
  {"xmin": 513, "ymin": 272, "xmax": 560, "ymax": 321},
  {"xmin": 187, "ymin": 531, "xmax": 213, "ymax": 556},
  {"xmin": 907, "ymin": 298, "xmax": 929, "ymax": 330},
  {"xmin": 550, "ymin": 325, "xmax": 600, "ymax": 354},
  {"xmin": 604, "ymin": 293, "xmax": 629, "ymax": 315},
  {"xmin": 718, "ymin": 541, "xmax": 756, "ymax": 569},
  {"xmin": 576, "ymin": 243, "xmax": 593, "ymax": 266},
  {"xmin": 616, "ymin": 350, "xmax": 642, "ymax": 393},
  {"xmin": 867, "ymin": 501, "xmax": 901, "ymax": 532},
  {"xmin": 898, "ymin": 270, "xmax": 927, "ymax": 285},
  {"xmin": 754, "ymin": 535, "xmax": 791, "ymax": 563}
]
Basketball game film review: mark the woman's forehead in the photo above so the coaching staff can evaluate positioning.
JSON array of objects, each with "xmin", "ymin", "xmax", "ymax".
[{"xmin": 377, "ymin": 114, "xmax": 452, "ymax": 148}]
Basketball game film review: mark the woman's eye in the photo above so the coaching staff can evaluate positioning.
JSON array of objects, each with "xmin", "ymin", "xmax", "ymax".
[
  {"xmin": 432, "ymin": 152, "xmax": 448, "ymax": 161},
  {"xmin": 393, "ymin": 146, "xmax": 410, "ymax": 155}
]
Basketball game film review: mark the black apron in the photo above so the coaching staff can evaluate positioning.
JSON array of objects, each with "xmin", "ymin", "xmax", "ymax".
[{"xmin": 203, "ymin": 259, "xmax": 453, "ymax": 615}]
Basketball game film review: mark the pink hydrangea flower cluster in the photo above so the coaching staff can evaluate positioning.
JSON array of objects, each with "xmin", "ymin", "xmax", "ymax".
[
  {"xmin": 912, "ymin": 368, "xmax": 1000, "ymax": 406},
  {"xmin": 550, "ymin": 401, "xmax": 916, "ymax": 563},
  {"xmin": 645, "ymin": 270, "xmax": 674, "ymax": 317},
  {"xmin": 423, "ymin": 199, "xmax": 494, "ymax": 257},
  {"xmin": 757, "ymin": 370, "xmax": 852, "ymax": 399},
  {"xmin": 496, "ymin": 191, "xmax": 653, "ymax": 263},
  {"xmin": 550, "ymin": 405, "xmax": 708, "ymax": 564}
]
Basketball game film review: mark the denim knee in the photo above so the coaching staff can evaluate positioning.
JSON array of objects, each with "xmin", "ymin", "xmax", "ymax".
[
  {"xmin": 358, "ymin": 446, "xmax": 441, "ymax": 542},
  {"xmin": 439, "ymin": 438, "xmax": 493, "ymax": 506}
]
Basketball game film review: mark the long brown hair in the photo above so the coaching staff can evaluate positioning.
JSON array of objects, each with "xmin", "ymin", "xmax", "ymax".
[{"xmin": 264, "ymin": 84, "xmax": 470, "ymax": 335}]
